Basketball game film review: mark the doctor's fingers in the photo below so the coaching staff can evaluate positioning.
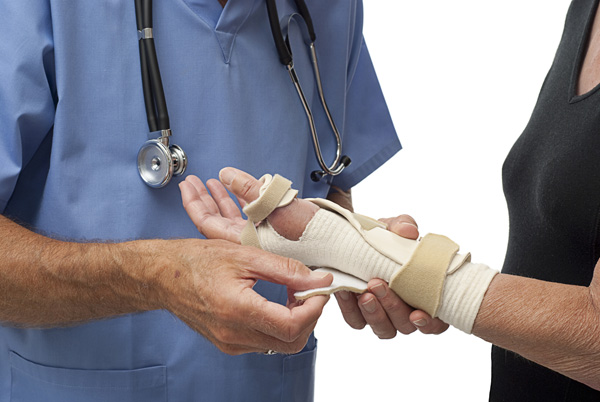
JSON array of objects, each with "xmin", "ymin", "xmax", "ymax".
[
  {"xmin": 227, "ymin": 250, "xmax": 332, "ymax": 339},
  {"xmin": 243, "ymin": 251, "xmax": 333, "ymax": 291},
  {"xmin": 207, "ymin": 316, "xmax": 320, "ymax": 356},
  {"xmin": 206, "ymin": 178, "xmax": 243, "ymax": 219},
  {"xmin": 188, "ymin": 327, "xmax": 267, "ymax": 356},
  {"xmin": 175, "ymin": 284, "xmax": 322, "ymax": 354},
  {"xmin": 182, "ymin": 316, "xmax": 307, "ymax": 356},
  {"xmin": 172, "ymin": 286, "xmax": 320, "ymax": 354},
  {"xmin": 239, "ymin": 288, "xmax": 329, "ymax": 346},
  {"xmin": 199, "ymin": 322, "xmax": 316, "ymax": 356}
]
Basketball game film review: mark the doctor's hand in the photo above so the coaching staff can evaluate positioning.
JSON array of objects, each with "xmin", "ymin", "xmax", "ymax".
[
  {"xmin": 335, "ymin": 215, "xmax": 449, "ymax": 338},
  {"xmin": 146, "ymin": 238, "xmax": 332, "ymax": 355},
  {"xmin": 177, "ymin": 169, "xmax": 332, "ymax": 354}
]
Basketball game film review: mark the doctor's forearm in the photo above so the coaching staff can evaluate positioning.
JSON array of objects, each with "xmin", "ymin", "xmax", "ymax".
[
  {"xmin": 0, "ymin": 213, "xmax": 333, "ymax": 355},
  {"xmin": 472, "ymin": 273, "xmax": 600, "ymax": 390},
  {"xmin": 0, "ymin": 214, "xmax": 159, "ymax": 327}
]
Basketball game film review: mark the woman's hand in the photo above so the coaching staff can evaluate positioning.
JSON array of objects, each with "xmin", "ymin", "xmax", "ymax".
[
  {"xmin": 179, "ymin": 175, "xmax": 247, "ymax": 243},
  {"xmin": 335, "ymin": 215, "xmax": 449, "ymax": 337},
  {"xmin": 180, "ymin": 168, "xmax": 449, "ymax": 338},
  {"xmin": 179, "ymin": 169, "xmax": 319, "ymax": 243}
]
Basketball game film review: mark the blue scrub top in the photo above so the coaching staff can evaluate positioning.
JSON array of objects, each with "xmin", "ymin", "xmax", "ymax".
[{"xmin": 0, "ymin": 0, "xmax": 400, "ymax": 401}]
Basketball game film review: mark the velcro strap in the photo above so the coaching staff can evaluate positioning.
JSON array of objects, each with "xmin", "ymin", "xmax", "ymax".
[
  {"xmin": 240, "ymin": 174, "xmax": 298, "ymax": 249},
  {"xmin": 242, "ymin": 174, "xmax": 297, "ymax": 222},
  {"xmin": 241, "ymin": 221, "xmax": 262, "ymax": 249},
  {"xmin": 388, "ymin": 233, "xmax": 459, "ymax": 317}
]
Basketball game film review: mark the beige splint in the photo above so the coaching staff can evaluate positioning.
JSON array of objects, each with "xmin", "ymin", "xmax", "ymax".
[{"xmin": 241, "ymin": 174, "xmax": 497, "ymax": 333}]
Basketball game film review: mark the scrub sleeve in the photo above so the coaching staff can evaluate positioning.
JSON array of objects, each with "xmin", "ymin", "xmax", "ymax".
[{"xmin": 0, "ymin": 1, "xmax": 55, "ymax": 213}]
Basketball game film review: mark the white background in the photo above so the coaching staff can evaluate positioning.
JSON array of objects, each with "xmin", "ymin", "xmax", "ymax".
[{"xmin": 315, "ymin": 1, "xmax": 572, "ymax": 401}]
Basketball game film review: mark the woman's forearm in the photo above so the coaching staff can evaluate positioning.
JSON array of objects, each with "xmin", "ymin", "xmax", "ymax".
[{"xmin": 472, "ymin": 273, "xmax": 600, "ymax": 390}]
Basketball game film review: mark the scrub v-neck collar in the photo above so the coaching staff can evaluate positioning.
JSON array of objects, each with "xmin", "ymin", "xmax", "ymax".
[{"xmin": 182, "ymin": 0, "xmax": 259, "ymax": 63}]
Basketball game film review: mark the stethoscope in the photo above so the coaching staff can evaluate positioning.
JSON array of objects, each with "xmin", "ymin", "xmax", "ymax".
[{"xmin": 134, "ymin": 0, "xmax": 351, "ymax": 188}]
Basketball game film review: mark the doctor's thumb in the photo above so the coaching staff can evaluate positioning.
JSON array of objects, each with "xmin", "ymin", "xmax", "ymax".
[
  {"xmin": 248, "ymin": 252, "xmax": 333, "ymax": 292},
  {"xmin": 278, "ymin": 259, "xmax": 333, "ymax": 292}
]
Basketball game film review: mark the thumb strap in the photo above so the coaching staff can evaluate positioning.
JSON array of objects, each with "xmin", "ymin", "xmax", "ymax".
[{"xmin": 241, "ymin": 174, "xmax": 298, "ymax": 248}]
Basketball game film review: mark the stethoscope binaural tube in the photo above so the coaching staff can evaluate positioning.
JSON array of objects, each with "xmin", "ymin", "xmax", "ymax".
[
  {"xmin": 134, "ymin": 0, "xmax": 187, "ymax": 188},
  {"xmin": 265, "ymin": 0, "xmax": 351, "ymax": 182}
]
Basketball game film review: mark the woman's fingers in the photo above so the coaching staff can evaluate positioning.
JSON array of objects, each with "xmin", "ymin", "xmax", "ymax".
[
  {"xmin": 180, "ymin": 175, "xmax": 245, "ymax": 242},
  {"xmin": 379, "ymin": 215, "xmax": 420, "ymax": 240},
  {"xmin": 180, "ymin": 176, "xmax": 220, "ymax": 229},
  {"xmin": 206, "ymin": 179, "xmax": 243, "ymax": 219}
]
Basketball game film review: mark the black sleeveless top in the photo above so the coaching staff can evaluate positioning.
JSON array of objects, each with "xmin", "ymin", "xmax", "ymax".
[{"xmin": 492, "ymin": 0, "xmax": 600, "ymax": 400}]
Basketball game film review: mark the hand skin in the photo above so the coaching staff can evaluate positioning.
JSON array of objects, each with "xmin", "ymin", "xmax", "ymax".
[
  {"xmin": 354, "ymin": 230, "xmax": 600, "ymax": 389},
  {"xmin": 179, "ymin": 167, "xmax": 448, "ymax": 339},
  {"xmin": 334, "ymin": 214, "xmax": 448, "ymax": 337},
  {"xmin": 327, "ymin": 185, "xmax": 448, "ymax": 336},
  {"xmin": 470, "ymin": 269, "xmax": 600, "ymax": 390},
  {"xmin": 0, "ymin": 213, "xmax": 332, "ymax": 355}
]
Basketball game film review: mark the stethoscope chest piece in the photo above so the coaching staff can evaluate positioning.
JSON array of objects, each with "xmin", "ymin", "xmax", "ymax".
[
  {"xmin": 137, "ymin": 138, "xmax": 187, "ymax": 188},
  {"xmin": 135, "ymin": 0, "xmax": 188, "ymax": 189}
]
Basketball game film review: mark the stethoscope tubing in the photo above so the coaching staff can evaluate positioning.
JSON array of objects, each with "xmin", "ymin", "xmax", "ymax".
[
  {"xmin": 266, "ymin": 0, "xmax": 315, "ymax": 65},
  {"xmin": 135, "ymin": 0, "xmax": 187, "ymax": 188},
  {"xmin": 135, "ymin": 0, "xmax": 170, "ymax": 132},
  {"xmin": 134, "ymin": 0, "xmax": 350, "ymax": 187},
  {"xmin": 265, "ymin": 0, "xmax": 350, "ymax": 180}
]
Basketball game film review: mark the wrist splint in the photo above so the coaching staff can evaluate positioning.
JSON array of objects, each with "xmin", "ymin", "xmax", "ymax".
[{"xmin": 241, "ymin": 174, "xmax": 497, "ymax": 333}]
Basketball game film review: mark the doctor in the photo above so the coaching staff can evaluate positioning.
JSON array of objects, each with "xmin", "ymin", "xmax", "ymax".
[{"xmin": 0, "ymin": 0, "xmax": 412, "ymax": 401}]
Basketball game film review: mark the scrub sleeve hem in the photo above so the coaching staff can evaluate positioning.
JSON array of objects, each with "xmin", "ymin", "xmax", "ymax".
[{"xmin": 333, "ymin": 137, "xmax": 402, "ymax": 190}]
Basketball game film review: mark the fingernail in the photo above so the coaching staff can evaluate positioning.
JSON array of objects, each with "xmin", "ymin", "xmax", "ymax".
[
  {"xmin": 361, "ymin": 298, "xmax": 376, "ymax": 313},
  {"xmin": 338, "ymin": 291, "xmax": 350, "ymax": 301},
  {"xmin": 370, "ymin": 283, "xmax": 386, "ymax": 298},
  {"xmin": 412, "ymin": 319, "xmax": 427, "ymax": 327},
  {"xmin": 312, "ymin": 271, "xmax": 331, "ymax": 279},
  {"xmin": 401, "ymin": 222, "xmax": 418, "ymax": 229},
  {"xmin": 219, "ymin": 167, "xmax": 236, "ymax": 185}
]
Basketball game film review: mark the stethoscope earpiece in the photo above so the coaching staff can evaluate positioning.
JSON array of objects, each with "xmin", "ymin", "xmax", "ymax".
[
  {"xmin": 310, "ymin": 155, "xmax": 351, "ymax": 182},
  {"xmin": 310, "ymin": 170, "xmax": 324, "ymax": 182}
]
